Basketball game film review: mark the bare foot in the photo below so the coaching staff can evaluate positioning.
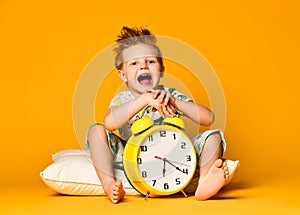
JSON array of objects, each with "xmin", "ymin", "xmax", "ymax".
[
  {"xmin": 107, "ymin": 181, "xmax": 125, "ymax": 204},
  {"xmin": 195, "ymin": 159, "xmax": 229, "ymax": 200}
]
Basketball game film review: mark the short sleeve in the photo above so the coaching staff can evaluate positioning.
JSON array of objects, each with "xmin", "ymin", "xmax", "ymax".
[
  {"xmin": 167, "ymin": 87, "xmax": 193, "ymax": 103},
  {"xmin": 109, "ymin": 90, "xmax": 134, "ymax": 107}
]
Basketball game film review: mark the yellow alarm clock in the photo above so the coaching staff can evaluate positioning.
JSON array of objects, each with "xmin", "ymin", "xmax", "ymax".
[{"xmin": 123, "ymin": 116, "xmax": 197, "ymax": 197}]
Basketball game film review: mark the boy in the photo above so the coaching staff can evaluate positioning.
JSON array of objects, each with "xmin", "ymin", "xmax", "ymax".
[{"xmin": 87, "ymin": 26, "xmax": 231, "ymax": 203}]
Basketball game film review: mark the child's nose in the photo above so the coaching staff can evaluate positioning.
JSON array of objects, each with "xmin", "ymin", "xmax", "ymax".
[{"xmin": 140, "ymin": 61, "xmax": 149, "ymax": 70}]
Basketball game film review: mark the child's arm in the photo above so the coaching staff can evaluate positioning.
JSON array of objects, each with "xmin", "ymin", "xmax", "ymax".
[
  {"xmin": 104, "ymin": 92, "xmax": 150, "ymax": 131},
  {"xmin": 175, "ymin": 99, "xmax": 215, "ymax": 126},
  {"xmin": 104, "ymin": 91, "xmax": 176, "ymax": 131},
  {"xmin": 147, "ymin": 89, "xmax": 214, "ymax": 126}
]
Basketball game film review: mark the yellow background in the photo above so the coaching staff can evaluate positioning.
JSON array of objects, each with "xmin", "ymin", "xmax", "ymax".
[{"xmin": 1, "ymin": 0, "xmax": 300, "ymax": 214}]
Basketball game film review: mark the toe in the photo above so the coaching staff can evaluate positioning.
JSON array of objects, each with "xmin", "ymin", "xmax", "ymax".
[
  {"xmin": 112, "ymin": 185, "xmax": 118, "ymax": 192},
  {"xmin": 222, "ymin": 161, "xmax": 227, "ymax": 168},
  {"xmin": 116, "ymin": 181, "xmax": 123, "ymax": 188},
  {"xmin": 214, "ymin": 159, "xmax": 223, "ymax": 168}
]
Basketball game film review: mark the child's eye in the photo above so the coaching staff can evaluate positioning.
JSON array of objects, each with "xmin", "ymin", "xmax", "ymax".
[
  {"xmin": 130, "ymin": 61, "xmax": 138, "ymax": 66},
  {"xmin": 147, "ymin": 60, "xmax": 156, "ymax": 64}
]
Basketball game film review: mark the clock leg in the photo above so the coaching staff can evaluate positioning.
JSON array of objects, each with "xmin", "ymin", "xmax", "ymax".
[
  {"xmin": 180, "ymin": 190, "xmax": 188, "ymax": 198},
  {"xmin": 144, "ymin": 191, "xmax": 150, "ymax": 200}
]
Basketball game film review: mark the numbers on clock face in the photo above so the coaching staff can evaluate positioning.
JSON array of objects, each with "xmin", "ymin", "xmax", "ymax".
[
  {"xmin": 159, "ymin": 130, "xmax": 166, "ymax": 137},
  {"xmin": 137, "ymin": 128, "xmax": 196, "ymax": 192}
]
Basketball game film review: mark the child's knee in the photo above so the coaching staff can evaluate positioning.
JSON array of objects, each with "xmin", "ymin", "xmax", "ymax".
[
  {"xmin": 205, "ymin": 133, "xmax": 225, "ymax": 154},
  {"xmin": 206, "ymin": 133, "xmax": 221, "ymax": 144},
  {"xmin": 87, "ymin": 124, "xmax": 107, "ymax": 143}
]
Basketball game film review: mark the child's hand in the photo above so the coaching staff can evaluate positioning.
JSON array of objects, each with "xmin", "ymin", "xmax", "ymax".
[{"xmin": 146, "ymin": 89, "xmax": 178, "ymax": 118}]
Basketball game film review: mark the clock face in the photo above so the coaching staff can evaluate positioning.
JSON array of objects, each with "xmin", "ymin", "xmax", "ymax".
[{"xmin": 136, "ymin": 127, "xmax": 197, "ymax": 194}]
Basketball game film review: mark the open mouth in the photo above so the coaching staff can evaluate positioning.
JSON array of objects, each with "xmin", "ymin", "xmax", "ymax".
[{"xmin": 137, "ymin": 73, "xmax": 152, "ymax": 86}]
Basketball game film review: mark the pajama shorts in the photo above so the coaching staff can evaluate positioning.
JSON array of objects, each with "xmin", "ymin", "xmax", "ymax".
[{"xmin": 86, "ymin": 123, "xmax": 227, "ymax": 193}]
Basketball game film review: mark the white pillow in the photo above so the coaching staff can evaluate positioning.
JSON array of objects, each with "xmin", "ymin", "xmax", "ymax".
[
  {"xmin": 224, "ymin": 159, "xmax": 240, "ymax": 186},
  {"xmin": 40, "ymin": 149, "xmax": 140, "ymax": 195},
  {"xmin": 40, "ymin": 149, "xmax": 239, "ymax": 196}
]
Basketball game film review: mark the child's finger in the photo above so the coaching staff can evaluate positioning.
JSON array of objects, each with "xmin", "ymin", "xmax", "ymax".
[
  {"xmin": 163, "ymin": 93, "xmax": 171, "ymax": 106},
  {"xmin": 147, "ymin": 89, "xmax": 159, "ymax": 99},
  {"xmin": 158, "ymin": 109, "xmax": 166, "ymax": 118},
  {"xmin": 152, "ymin": 90, "xmax": 160, "ymax": 99},
  {"xmin": 169, "ymin": 96, "xmax": 178, "ymax": 108},
  {"xmin": 157, "ymin": 91, "xmax": 167, "ymax": 103},
  {"xmin": 168, "ymin": 104, "xmax": 176, "ymax": 114},
  {"xmin": 167, "ymin": 105, "xmax": 176, "ymax": 117},
  {"xmin": 163, "ymin": 105, "xmax": 175, "ymax": 118},
  {"xmin": 165, "ymin": 104, "xmax": 178, "ymax": 116},
  {"xmin": 154, "ymin": 103, "xmax": 165, "ymax": 118}
]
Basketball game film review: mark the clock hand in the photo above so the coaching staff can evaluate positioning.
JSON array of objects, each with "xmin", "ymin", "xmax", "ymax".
[
  {"xmin": 163, "ymin": 159, "xmax": 166, "ymax": 177},
  {"xmin": 154, "ymin": 156, "xmax": 191, "ymax": 167},
  {"xmin": 154, "ymin": 156, "xmax": 185, "ymax": 173},
  {"xmin": 164, "ymin": 159, "xmax": 184, "ymax": 173}
]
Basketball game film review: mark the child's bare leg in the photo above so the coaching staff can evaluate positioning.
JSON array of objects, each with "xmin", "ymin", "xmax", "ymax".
[
  {"xmin": 195, "ymin": 133, "xmax": 229, "ymax": 200},
  {"xmin": 98, "ymin": 173, "xmax": 125, "ymax": 204},
  {"xmin": 87, "ymin": 124, "xmax": 125, "ymax": 203}
]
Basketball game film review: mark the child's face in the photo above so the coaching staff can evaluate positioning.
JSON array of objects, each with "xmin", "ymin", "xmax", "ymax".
[{"xmin": 118, "ymin": 44, "xmax": 164, "ymax": 96}]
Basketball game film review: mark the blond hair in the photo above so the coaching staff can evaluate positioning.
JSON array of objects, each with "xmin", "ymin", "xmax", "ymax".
[{"xmin": 114, "ymin": 26, "xmax": 163, "ymax": 69}]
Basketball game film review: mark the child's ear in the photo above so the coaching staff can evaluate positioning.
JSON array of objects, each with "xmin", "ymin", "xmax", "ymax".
[{"xmin": 118, "ymin": 70, "xmax": 128, "ymax": 82}]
